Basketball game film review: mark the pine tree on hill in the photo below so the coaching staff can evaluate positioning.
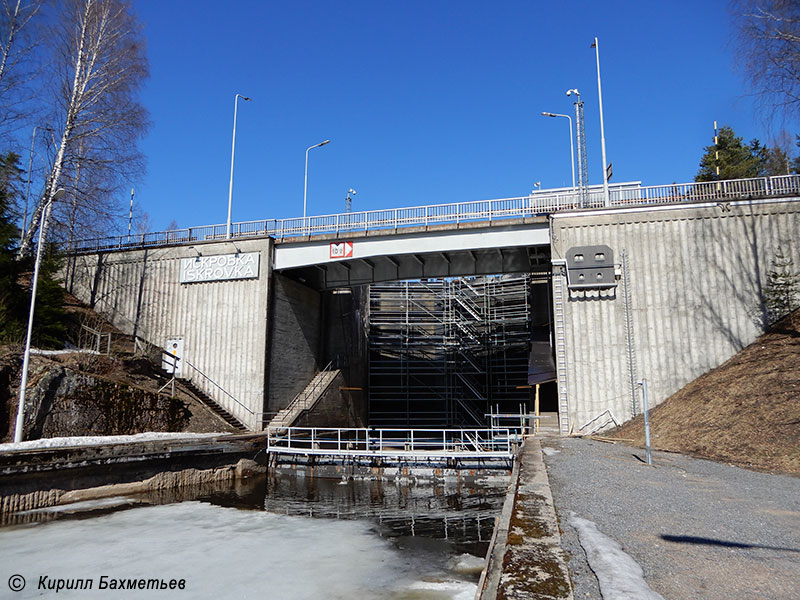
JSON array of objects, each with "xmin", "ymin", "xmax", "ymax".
[
  {"xmin": 0, "ymin": 151, "xmax": 67, "ymax": 348},
  {"xmin": 695, "ymin": 125, "xmax": 795, "ymax": 182},
  {"xmin": 0, "ymin": 152, "xmax": 24, "ymax": 341},
  {"xmin": 764, "ymin": 246, "xmax": 800, "ymax": 325}
]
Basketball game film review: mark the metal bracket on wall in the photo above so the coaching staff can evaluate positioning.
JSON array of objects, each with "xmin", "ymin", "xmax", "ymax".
[{"xmin": 565, "ymin": 245, "xmax": 617, "ymax": 290}]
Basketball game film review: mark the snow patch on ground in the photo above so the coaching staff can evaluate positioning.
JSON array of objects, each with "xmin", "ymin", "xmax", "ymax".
[
  {"xmin": 0, "ymin": 432, "xmax": 226, "ymax": 453},
  {"xmin": 30, "ymin": 348, "xmax": 99, "ymax": 356},
  {"xmin": 542, "ymin": 447, "xmax": 560, "ymax": 456},
  {"xmin": 568, "ymin": 513, "xmax": 664, "ymax": 600}
]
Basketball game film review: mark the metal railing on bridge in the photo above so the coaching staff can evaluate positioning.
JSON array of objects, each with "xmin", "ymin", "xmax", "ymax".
[
  {"xmin": 265, "ymin": 426, "xmax": 517, "ymax": 459},
  {"xmin": 71, "ymin": 174, "xmax": 800, "ymax": 253}
]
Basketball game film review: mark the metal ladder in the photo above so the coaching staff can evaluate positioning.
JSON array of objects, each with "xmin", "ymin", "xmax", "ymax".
[{"xmin": 552, "ymin": 267, "xmax": 570, "ymax": 435}]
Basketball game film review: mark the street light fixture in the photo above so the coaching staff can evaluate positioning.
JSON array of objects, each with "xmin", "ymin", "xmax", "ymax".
[
  {"xmin": 541, "ymin": 112, "xmax": 575, "ymax": 189},
  {"xmin": 14, "ymin": 187, "xmax": 66, "ymax": 443},
  {"xmin": 592, "ymin": 37, "xmax": 610, "ymax": 208},
  {"xmin": 303, "ymin": 139, "xmax": 331, "ymax": 220},
  {"xmin": 226, "ymin": 93, "xmax": 252, "ymax": 240}
]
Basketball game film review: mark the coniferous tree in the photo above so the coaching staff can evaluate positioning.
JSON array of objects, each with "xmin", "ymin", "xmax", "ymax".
[
  {"xmin": 1, "ymin": 151, "xmax": 66, "ymax": 347},
  {"xmin": 696, "ymin": 126, "xmax": 762, "ymax": 181},
  {"xmin": 30, "ymin": 245, "xmax": 66, "ymax": 348},
  {"xmin": 696, "ymin": 125, "xmax": 798, "ymax": 181},
  {"xmin": 764, "ymin": 246, "xmax": 800, "ymax": 324},
  {"xmin": 0, "ymin": 151, "xmax": 24, "ymax": 341}
]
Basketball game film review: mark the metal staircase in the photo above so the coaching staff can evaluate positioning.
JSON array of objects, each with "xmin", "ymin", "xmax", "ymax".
[{"xmin": 268, "ymin": 365, "xmax": 339, "ymax": 429}]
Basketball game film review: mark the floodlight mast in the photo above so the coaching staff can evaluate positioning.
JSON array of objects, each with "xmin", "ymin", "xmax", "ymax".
[{"xmin": 566, "ymin": 89, "xmax": 588, "ymax": 207}]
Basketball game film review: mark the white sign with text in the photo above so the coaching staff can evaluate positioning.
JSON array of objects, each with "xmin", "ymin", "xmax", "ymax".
[
  {"xmin": 329, "ymin": 241, "xmax": 353, "ymax": 259},
  {"xmin": 179, "ymin": 252, "xmax": 260, "ymax": 284}
]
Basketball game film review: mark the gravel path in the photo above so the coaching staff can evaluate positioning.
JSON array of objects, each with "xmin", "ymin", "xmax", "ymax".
[{"xmin": 541, "ymin": 437, "xmax": 800, "ymax": 600}]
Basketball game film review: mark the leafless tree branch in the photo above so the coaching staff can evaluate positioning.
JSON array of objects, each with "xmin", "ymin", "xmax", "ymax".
[
  {"xmin": 17, "ymin": 0, "xmax": 148, "ymax": 258},
  {"xmin": 732, "ymin": 0, "xmax": 800, "ymax": 127}
]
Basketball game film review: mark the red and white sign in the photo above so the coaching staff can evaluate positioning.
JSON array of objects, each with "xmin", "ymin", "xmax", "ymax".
[{"xmin": 330, "ymin": 241, "xmax": 353, "ymax": 259}]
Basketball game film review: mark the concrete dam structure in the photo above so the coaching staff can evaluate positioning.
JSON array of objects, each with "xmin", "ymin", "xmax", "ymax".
[{"xmin": 66, "ymin": 178, "xmax": 800, "ymax": 434}]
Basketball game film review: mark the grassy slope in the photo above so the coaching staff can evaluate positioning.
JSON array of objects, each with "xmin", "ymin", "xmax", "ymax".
[{"xmin": 605, "ymin": 309, "xmax": 800, "ymax": 476}]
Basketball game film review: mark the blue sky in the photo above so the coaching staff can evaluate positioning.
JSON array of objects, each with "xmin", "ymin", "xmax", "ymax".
[{"xmin": 131, "ymin": 0, "xmax": 782, "ymax": 232}]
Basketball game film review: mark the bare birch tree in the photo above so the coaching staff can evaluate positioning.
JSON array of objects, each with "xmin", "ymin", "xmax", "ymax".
[
  {"xmin": 17, "ymin": 0, "xmax": 148, "ymax": 258},
  {"xmin": 732, "ymin": 0, "xmax": 800, "ymax": 125},
  {"xmin": 0, "ymin": 0, "xmax": 44, "ymax": 134}
]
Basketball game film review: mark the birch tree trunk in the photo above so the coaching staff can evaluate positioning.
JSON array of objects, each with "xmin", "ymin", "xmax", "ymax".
[{"xmin": 17, "ymin": 0, "xmax": 148, "ymax": 258}]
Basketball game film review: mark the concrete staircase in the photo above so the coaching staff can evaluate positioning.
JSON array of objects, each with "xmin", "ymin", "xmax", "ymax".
[
  {"xmin": 267, "ymin": 368, "xmax": 340, "ymax": 430},
  {"xmin": 181, "ymin": 379, "xmax": 249, "ymax": 432}
]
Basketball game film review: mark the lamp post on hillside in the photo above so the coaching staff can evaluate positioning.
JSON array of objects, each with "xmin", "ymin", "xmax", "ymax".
[
  {"xmin": 22, "ymin": 126, "xmax": 54, "ymax": 242},
  {"xmin": 303, "ymin": 139, "xmax": 331, "ymax": 233},
  {"xmin": 541, "ymin": 112, "xmax": 575, "ymax": 189},
  {"xmin": 14, "ymin": 187, "xmax": 66, "ymax": 443},
  {"xmin": 226, "ymin": 93, "xmax": 252, "ymax": 239}
]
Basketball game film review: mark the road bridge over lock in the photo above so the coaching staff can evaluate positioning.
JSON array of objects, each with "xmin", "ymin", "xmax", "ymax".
[{"xmin": 66, "ymin": 176, "xmax": 800, "ymax": 438}]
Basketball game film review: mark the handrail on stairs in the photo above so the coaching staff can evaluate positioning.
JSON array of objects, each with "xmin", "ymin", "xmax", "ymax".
[
  {"xmin": 579, "ymin": 409, "xmax": 620, "ymax": 436},
  {"xmin": 184, "ymin": 359, "xmax": 254, "ymax": 416},
  {"xmin": 281, "ymin": 360, "xmax": 336, "ymax": 417}
]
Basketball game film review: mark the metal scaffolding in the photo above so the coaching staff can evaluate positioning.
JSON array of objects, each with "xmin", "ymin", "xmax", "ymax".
[{"xmin": 368, "ymin": 274, "xmax": 534, "ymax": 427}]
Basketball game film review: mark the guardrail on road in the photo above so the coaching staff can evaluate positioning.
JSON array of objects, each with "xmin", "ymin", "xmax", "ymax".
[{"xmin": 71, "ymin": 174, "xmax": 800, "ymax": 253}]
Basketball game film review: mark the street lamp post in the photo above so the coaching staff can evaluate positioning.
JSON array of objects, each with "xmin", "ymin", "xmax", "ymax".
[
  {"xmin": 14, "ymin": 187, "xmax": 66, "ymax": 443},
  {"xmin": 226, "ymin": 93, "xmax": 252, "ymax": 240},
  {"xmin": 592, "ymin": 37, "xmax": 610, "ymax": 208},
  {"xmin": 541, "ymin": 112, "xmax": 575, "ymax": 189},
  {"xmin": 22, "ymin": 126, "xmax": 54, "ymax": 241},
  {"xmin": 303, "ymin": 139, "xmax": 331, "ymax": 227}
]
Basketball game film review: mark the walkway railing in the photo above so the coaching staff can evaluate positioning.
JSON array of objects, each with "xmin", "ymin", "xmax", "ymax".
[
  {"xmin": 71, "ymin": 175, "xmax": 800, "ymax": 253},
  {"xmin": 265, "ymin": 426, "xmax": 516, "ymax": 459}
]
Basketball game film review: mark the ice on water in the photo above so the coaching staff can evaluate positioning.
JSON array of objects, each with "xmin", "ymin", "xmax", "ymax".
[{"xmin": 1, "ymin": 500, "xmax": 478, "ymax": 599}]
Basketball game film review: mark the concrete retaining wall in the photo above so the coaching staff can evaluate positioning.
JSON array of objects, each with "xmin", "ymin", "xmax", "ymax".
[
  {"xmin": 551, "ymin": 197, "xmax": 800, "ymax": 432},
  {"xmin": 266, "ymin": 274, "xmax": 321, "ymax": 414},
  {"xmin": 68, "ymin": 239, "xmax": 273, "ymax": 430}
]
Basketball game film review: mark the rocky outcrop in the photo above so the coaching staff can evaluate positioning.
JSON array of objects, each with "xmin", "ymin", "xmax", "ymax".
[
  {"xmin": 19, "ymin": 363, "xmax": 189, "ymax": 440},
  {"xmin": 0, "ymin": 353, "xmax": 19, "ymax": 440}
]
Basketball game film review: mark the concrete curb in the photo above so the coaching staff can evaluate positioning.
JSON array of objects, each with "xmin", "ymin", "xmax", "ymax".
[
  {"xmin": 478, "ymin": 438, "xmax": 574, "ymax": 600},
  {"xmin": 477, "ymin": 448, "xmax": 521, "ymax": 599}
]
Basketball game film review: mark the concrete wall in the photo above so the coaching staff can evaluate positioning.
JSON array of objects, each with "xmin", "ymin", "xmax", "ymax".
[
  {"xmin": 550, "ymin": 198, "xmax": 800, "ymax": 433},
  {"xmin": 68, "ymin": 239, "xmax": 273, "ymax": 430},
  {"xmin": 292, "ymin": 372, "xmax": 366, "ymax": 428},
  {"xmin": 266, "ymin": 274, "xmax": 322, "ymax": 414}
]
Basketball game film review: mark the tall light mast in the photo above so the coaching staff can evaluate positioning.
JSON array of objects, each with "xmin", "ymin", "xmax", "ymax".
[{"xmin": 567, "ymin": 89, "xmax": 588, "ymax": 207}]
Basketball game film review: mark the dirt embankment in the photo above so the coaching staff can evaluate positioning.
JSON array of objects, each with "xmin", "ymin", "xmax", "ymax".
[{"xmin": 605, "ymin": 309, "xmax": 800, "ymax": 476}]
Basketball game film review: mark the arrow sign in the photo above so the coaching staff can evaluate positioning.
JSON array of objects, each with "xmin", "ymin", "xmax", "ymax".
[{"xmin": 330, "ymin": 241, "xmax": 354, "ymax": 259}]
